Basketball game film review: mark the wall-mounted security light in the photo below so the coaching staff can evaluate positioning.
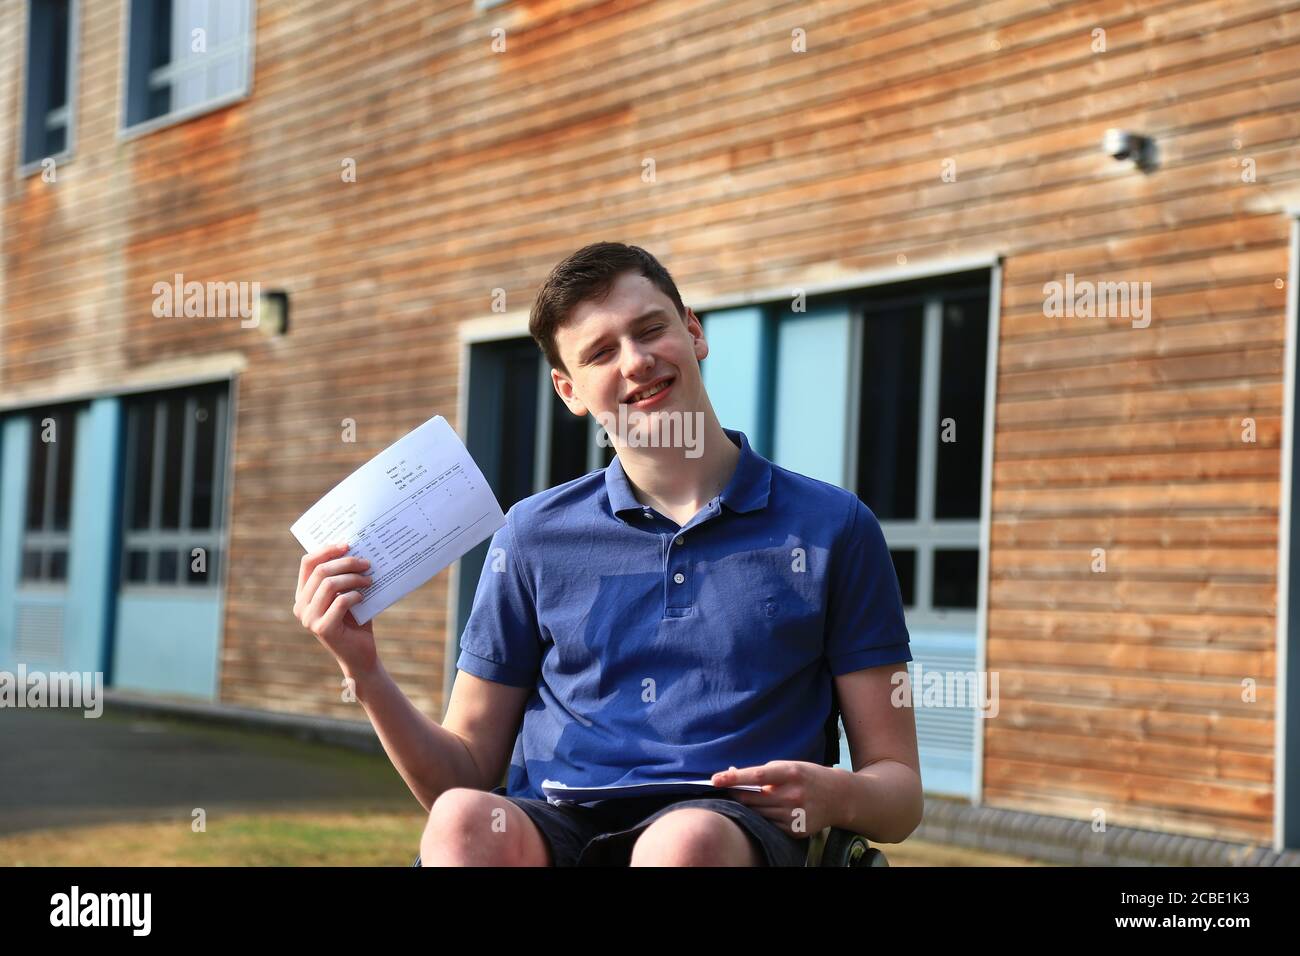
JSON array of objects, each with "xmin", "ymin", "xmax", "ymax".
[
  {"xmin": 257, "ymin": 290, "xmax": 289, "ymax": 337},
  {"xmin": 1102, "ymin": 128, "xmax": 1158, "ymax": 173}
]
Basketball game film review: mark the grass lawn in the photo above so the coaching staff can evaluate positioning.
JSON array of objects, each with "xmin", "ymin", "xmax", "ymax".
[
  {"xmin": 0, "ymin": 811, "xmax": 1048, "ymax": 866},
  {"xmin": 0, "ymin": 811, "xmax": 425, "ymax": 866}
]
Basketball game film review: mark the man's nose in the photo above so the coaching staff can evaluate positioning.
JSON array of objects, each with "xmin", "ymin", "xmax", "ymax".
[{"xmin": 619, "ymin": 339, "xmax": 654, "ymax": 378}]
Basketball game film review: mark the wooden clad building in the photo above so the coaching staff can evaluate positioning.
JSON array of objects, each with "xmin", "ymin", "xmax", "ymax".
[{"xmin": 2, "ymin": 0, "xmax": 1297, "ymax": 851}]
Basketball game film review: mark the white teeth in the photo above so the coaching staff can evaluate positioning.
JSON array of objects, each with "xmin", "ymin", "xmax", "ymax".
[{"xmin": 631, "ymin": 380, "xmax": 669, "ymax": 403}]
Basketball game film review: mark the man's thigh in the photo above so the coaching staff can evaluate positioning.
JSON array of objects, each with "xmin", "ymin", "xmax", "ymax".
[
  {"xmin": 629, "ymin": 805, "xmax": 762, "ymax": 866},
  {"xmin": 482, "ymin": 796, "xmax": 615, "ymax": 867},
  {"xmin": 578, "ymin": 796, "xmax": 811, "ymax": 867},
  {"xmin": 421, "ymin": 789, "xmax": 557, "ymax": 866}
]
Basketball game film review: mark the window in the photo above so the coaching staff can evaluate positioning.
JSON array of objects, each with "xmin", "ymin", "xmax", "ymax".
[
  {"xmin": 123, "ymin": 0, "xmax": 253, "ymax": 132},
  {"xmin": 21, "ymin": 0, "xmax": 76, "ymax": 169},
  {"xmin": 724, "ymin": 274, "xmax": 989, "ymax": 617},
  {"xmin": 467, "ymin": 338, "xmax": 612, "ymax": 514},
  {"xmin": 120, "ymin": 383, "xmax": 229, "ymax": 587},
  {"xmin": 855, "ymin": 285, "xmax": 989, "ymax": 616},
  {"xmin": 21, "ymin": 405, "xmax": 80, "ymax": 583},
  {"xmin": 454, "ymin": 337, "xmax": 615, "ymax": 671}
]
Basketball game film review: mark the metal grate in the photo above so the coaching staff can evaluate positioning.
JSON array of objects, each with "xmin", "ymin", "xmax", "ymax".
[{"xmin": 14, "ymin": 603, "xmax": 64, "ymax": 665}]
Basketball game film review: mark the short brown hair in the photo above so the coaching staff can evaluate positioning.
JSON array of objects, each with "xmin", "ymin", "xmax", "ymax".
[{"xmin": 529, "ymin": 242, "xmax": 687, "ymax": 375}]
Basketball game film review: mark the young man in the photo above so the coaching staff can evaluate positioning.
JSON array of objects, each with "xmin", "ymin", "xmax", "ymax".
[{"xmin": 293, "ymin": 242, "xmax": 922, "ymax": 867}]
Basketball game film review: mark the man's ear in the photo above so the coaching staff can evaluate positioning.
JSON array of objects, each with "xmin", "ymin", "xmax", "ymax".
[
  {"xmin": 552, "ymin": 368, "xmax": 588, "ymax": 416},
  {"xmin": 686, "ymin": 307, "xmax": 708, "ymax": 362}
]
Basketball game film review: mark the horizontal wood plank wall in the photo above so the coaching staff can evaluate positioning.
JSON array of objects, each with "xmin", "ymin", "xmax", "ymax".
[
  {"xmin": 1, "ymin": 0, "xmax": 1294, "ymax": 841},
  {"xmin": 985, "ymin": 0, "xmax": 1290, "ymax": 839}
]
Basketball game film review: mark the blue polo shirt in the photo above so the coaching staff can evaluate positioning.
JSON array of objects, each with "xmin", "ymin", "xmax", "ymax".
[{"xmin": 454, "ymin": 427, "xmax": 911, "ymax": 801}]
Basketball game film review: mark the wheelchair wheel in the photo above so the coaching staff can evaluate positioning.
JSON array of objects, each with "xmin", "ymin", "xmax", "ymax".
[{"xmin": 821, "ymin": 829, "xmax": 889, "ymax": 867}]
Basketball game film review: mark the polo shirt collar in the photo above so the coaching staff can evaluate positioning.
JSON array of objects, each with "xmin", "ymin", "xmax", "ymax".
[{"xmin": 604, "ymin": 427, "xmax": 772, "ymax": 518}]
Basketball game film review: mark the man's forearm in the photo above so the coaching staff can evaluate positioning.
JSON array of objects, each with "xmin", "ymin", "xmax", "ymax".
[
  {"xmin": 348, "ymin": 661, "xmax": 485, "ymax": 813},
  {"xmin": 825, "ymin": 760, "xmax": 924, "ymax": 844}
]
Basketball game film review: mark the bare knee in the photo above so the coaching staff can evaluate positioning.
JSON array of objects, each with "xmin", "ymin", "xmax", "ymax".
[
  {"xmin": 629, "ymin": 808, "xmax": 760, "ymax": 867},
  {"xmin": 420, "ymin": 788, "xmax": 550, "ymax": 867}
]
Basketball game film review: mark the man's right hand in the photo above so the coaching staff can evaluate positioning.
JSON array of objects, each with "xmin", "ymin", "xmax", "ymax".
[{"xmin": 294, "ymin": 542, "xmax": 378, "ymax": 680}]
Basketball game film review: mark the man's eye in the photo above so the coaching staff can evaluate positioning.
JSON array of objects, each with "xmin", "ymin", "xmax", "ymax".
[{"xmin": 590, "ymin": 326, "xmax": 661, "ymax": 361}]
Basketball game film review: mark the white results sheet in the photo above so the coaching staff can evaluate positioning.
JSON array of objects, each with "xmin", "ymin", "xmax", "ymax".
[{"xmin": 289, "ymin": 415, "xmax": 506, "ymax": 625}]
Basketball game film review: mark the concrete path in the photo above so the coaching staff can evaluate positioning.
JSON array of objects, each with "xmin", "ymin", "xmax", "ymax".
[{"xmin": 0, "ymin": 706, "xmax": 416, "ymax": 836}]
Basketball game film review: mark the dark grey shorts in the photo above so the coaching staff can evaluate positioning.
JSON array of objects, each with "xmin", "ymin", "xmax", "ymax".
[{"xmin": 494, "ymin": 787, "xmax": 811, "ymax": 867}]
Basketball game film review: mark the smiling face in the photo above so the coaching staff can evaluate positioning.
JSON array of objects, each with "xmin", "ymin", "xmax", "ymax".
[{"xmin": 550, "ymin": 270, "xmax": 709, "ymax": 431}]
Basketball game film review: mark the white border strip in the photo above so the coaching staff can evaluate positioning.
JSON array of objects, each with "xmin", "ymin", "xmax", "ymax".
[
  {"xmin": 444, "ymin": 315, "xmax": 532, "ymax": 711},
  {"xmin": 458, "ymin": 311, "xmax": 531, "ymax": 343},
  {"xmin": 454, "ymin": 252, "xmax": 1000, "ymax": 344},
  {"xmin": 689, "ymin": 253, "xmax": 1001, "ymax": 312},
  {"xmin": 973, "ymin": 259, "xmax": 1003, "ymax": 807},
  {"xmin": 0, "ymin": 354, "xmax": 249, "ymax": 413},
  {"xmin": 211, "ymin": 371, "xmax": 240, "ymax": 703},
  {"xmin": 1275, "ymin": 216, "xmax": 1298, "ymax": 853}
]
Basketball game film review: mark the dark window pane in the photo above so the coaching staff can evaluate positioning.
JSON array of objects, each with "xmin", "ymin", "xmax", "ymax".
[
  {"xmin": 45, "ymin": 124, "xmax": 67, "ymax": 156},
  {"xmin": 187, "ymin": 547, "xmax": 217, "ymax": 585},
  {"xmin": 190, "ymin": 392, "xmax": 218, "ymax": 528},
  {"xmin": 933, "ymin": 549, "xmax": 979, "ymax": 609},
  {"xmin": 126, "ymin": 549, "xmax": 150, "ymax": 582},
  {"xmin": 935, "ymin": 295, "xmax": 989, "ymax": 519},
  {"xmin": 25, "ymin": 417, "xmax": 49, "ymax": 530},
  {"xmin": 148, "ymin": 0, "xmax": 173, "ymax": 70},
  {"xmin": 52, "ymin": 409, "xmax": 76, "ymax": 531},
  {"xmin": 48, "ymin": 549, "xmax": 68, "ymax": 581},
  {"xmin": 157, "ymin": 548, "xmax": 179, "ymax": 583},
  {"xmin": 24, "ymin": 0, "xmax": 74, "ymax": 162},
  {"xmin": 890, "ymin": 549, "xmax": 915, "ymax": 608},
  {"xmin": 856, "ymin": 303, "xmax": 923, "ymax": 519},
  {"xmin": 47, "ymin": 0, "xmax": 70, "ymax": 111},
  {"xmin": 147, "ymin": 83, "xmax": 170, "ymax": 120},
  {"xmin": 496, "ymin": 345, "xmax": 539, "ymax": 509},
  {"xmin": 160, "ymin": 395, "xmax": 185, "ymax": 529},
  {"xmin": 21, "ymin": 549, "xmax": 43, "ymax": 580},
  {"xmin": 127, "ymin": 402, "xmax": 156, "ymax": 531},
  {"xmin": 547, "ymin": 392, "xmax": 590, "ymax": 488}
]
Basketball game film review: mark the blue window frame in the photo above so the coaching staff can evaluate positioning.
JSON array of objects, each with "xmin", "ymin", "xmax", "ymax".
[
  {"xmin": 20, "ymin": 0, "xmax": 77, "ymax": 172},
  {"xmin": 20, "ymin": 405, "xmax": 81, "ymax": 584},
  {"xmin": 119, "ymin": 383, "xmax": 229, "ymax": 588},
  {"xmin": 122, "ymin": 0, "xmax": 253, "ymax": 134}
]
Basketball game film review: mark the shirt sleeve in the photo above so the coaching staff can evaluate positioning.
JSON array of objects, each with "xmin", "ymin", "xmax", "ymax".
[
  {"xmin": 824, "ymin": 495, "xmax": 912, "ymax": 676},
  {"xmin": 454, "ymin": 512, "xmax": 543, "ymax": 689}
]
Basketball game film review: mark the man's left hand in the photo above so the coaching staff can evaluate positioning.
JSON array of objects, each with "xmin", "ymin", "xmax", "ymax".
[{"xmin": 710, "ymin": 761, "xmax": 839, "ymax": 838}]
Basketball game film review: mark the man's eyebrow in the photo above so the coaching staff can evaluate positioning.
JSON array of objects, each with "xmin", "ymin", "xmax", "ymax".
[
  {"xmin": 631, "ymin": 307, "xmax": 671, "ymax": 322},
  {"xmin": 580, "ymin": 309, "xmax": 671, "ymax": 357}
]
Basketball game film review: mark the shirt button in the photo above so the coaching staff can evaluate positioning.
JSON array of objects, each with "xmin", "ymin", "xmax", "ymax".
[
  {"xmin": 643, "ymin": 510, "xmax": 652, "ymax": 519},
  {"xmin": 673, "ymin": 572, "xmax": 685, "ymax": 585},
  {"xmin": 675, "ymin": 535, "xmax": 685, "ymax": 546}
]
